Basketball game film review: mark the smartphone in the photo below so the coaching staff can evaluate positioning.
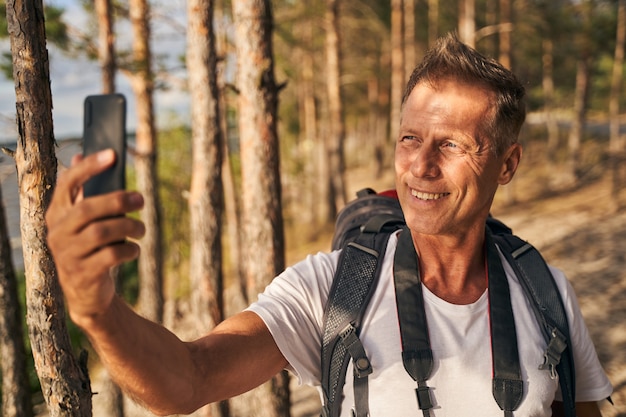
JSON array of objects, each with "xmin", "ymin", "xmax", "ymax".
[{"xmin": 82, "ymin": 94, "xmax": 127, "ymax": 198}]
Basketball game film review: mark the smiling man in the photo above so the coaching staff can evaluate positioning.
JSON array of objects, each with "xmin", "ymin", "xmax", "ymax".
[{"xmin": 45, "ymin": 33, "xmax": 611, "ymax": 417}]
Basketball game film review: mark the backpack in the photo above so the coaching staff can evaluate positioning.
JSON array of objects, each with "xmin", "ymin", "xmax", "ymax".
[{"xmin": 320, "ymin": 188, "xmax": 576, "ymax": 417}]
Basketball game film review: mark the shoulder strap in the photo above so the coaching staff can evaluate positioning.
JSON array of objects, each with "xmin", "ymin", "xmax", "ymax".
[
  {"xmin": 492, "ymin": 233, "xmax": 576, "ymax": 417},
  {"xmin": 395, "ymin": 227, "xmax": 524, "ymax": 417},
  {"xmin": 321, "ymin": 215, "xmax": 402, "ymax": 417}
]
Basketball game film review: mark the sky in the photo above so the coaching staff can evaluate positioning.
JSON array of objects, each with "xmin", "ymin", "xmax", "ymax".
[{"xmin": 0, "ymin": 0, "xmax": 190, "ymax": 143}]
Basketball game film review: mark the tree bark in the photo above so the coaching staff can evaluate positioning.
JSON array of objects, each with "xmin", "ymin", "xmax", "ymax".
[
  {"xmin": 232, "ymin": 0, "xmax": 290, "ymax": 415},
  {"xmin": 542, "ymin": 38, "xmax": 560, "ymax": 160},
  {"xmin": 459, "ymin": 0, "xmax": 476, "ymax": 47},
  {"xmin": 94, "ymin": 0, "xmax": 116, "ymax": 93},
  {"xmin": 0, "ymin": 184, "xmax": 33, "ymax": 417},
  {"xmin": 610, "ymin": 0, "xmax": 626, "ymax": 203},
  {"xmin": 568, "ymin": 56, "xmax": 592, "ymax": 179},
  {"xmin": 6, "ymin": 1, "xmax": 93, "ymax": 415},
  {"xmin": 325, "ymin": 0, "xmax": 347, "ymax": 218},
  {"xmin": 390, "ymin": 0, "xmax": 404, "ymax": 145},
  {"xmin": 129, "ymin": 0, "xmax": 164, "ymax": 324},
  {"xmin": 428, "ymin": 0, "xmax": 439, "ymax": 47},
  {"xmin": 94, "ymin": 1, "xmax": 125, "ymax": 414},
  {"xmin": 404, "ymin": 0, "xmax": 416, "ymax": 76},
  {"xmin": 498, "ymin": 0, "xmax": 511, "ymax": 69}
]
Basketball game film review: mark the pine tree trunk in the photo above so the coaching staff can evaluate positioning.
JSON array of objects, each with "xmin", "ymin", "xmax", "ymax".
[
  {"xmin": 542, "ymin": 38, "xmax": 560, "ymax": 161},
  {"xmin": 6, "ymin": 1, "xmax": 93, "ymax": 415},
  {"xmin": 610, "ymin": 0, "xmax": 626, "ymax": 204},
  {"xmin": 325, "ymin": 0, "xmax": 347, "ymax": 218},
  {"xmin": 215, "ymin": 0, "xmax": 246, "ymax": 312},
  {"xmin": 0, "ymin": 184, "xmax": 33, "ymax": 417},
  {"xmin": 94, "ymin": 0, "xmax": 116, "ymax": 93},
  {"xmin": 94, "ymin": 1, "xmax": 125, "ymax": 414},
  {"xmin": 390, "ymin": 0, "xmax": 404, "ymax": 145},
  {"xmin": 129, "ymin": 0, "xmax": 164, "ymax": 324},
  {"xmin": 568, "ymin": 56, "xmax": 592, "ymax": 180},
  {"xmin": 187, "ymin": 2, "xmax": 228, "ymax": 415},
  {"xmin": 404, "ymin": 0, "xmax": 416, "ymax": 75},
  {"xmin": 232, "ymin": 0, "xmax": 291, "ymax": 415},
  {"xmin": 498, "ymin": 0, "xmax": 511, "ymax": 69},
  {"xmin": 428, "ymin": 0, "xmax": 439, "ymax": 47},
  {"xmin": 458, "ymin": 0, "xmax": 475, "ymax": 47}
]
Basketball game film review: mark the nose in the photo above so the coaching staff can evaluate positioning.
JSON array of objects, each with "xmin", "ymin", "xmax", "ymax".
[{"xmin": 410, "ymin": 144, "xmax": 441, "ymax": 178}]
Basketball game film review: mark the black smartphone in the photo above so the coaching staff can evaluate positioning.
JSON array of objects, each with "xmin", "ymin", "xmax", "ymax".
[{"xmin": 82, "ymin": 94, "xmax": 127, "ymax": 198}]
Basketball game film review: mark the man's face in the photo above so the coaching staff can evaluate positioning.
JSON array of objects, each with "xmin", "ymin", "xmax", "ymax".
[{"xmin": 394, "ymin": 78, "xmax": 520, "ymax": 238}]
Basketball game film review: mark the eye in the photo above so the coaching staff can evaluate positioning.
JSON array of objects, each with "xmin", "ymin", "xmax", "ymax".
[
  {"xmin": 441, "ymin": 140, "xmax": 466, "ymax": 154},
  {"xmin": 401, "ymin": 135, "xmax": 417, "ymax": 142}
]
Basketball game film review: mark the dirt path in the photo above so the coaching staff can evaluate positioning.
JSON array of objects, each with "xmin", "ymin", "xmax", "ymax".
[{"xmin": 493, "ymin": 172, "xmax": 626, "ymax": 417}]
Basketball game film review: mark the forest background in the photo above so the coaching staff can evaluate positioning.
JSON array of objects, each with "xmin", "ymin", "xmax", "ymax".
[{"xmin": 0, "ymin": 0, "xmax": 625, "ymax": 416}]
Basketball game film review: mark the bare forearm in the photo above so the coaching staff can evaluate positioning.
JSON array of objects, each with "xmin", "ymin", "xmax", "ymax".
[{"xmin": 77, "ymin": 296, "xmax": 202, "ymax": 415}]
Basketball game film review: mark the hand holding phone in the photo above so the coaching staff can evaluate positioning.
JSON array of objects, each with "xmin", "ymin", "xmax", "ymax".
[{"xmin": 82, "ymin": 94, "xmax": 127, "ymax": 197}]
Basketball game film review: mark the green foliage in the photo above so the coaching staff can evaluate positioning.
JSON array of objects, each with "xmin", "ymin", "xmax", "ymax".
[
  {"xmin": 156, "ymin": 117, "xmax": 193, "ymax": 294},
  {"xmin": 0, "ymin": 1, "xmax": 70, "ymax": 80}
]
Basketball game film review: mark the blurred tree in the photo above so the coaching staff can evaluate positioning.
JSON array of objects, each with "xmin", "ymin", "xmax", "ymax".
[
  {"xmin": 232, "ymin": 0, "xmax": 290, "ymax": 415},
  {"xmin": 5, "ymin": 1, "xmax": 92, "ymax": 415},
  {"xmin": 459, "ymin": 0, "xmax": 476, "ymax": 46},
  {"xmin": 568, "ymin": 0, "xmax": 595, "ymax": 179},
  {"xmin": 186, "ymin": 1, "xmax": 228, "ymax": 415},
  {"xmin": 94, "ymin": 0, "xmax": 116, "ymax": 93},
  {"xmin": 610, "ymin": 0, "xmax": 625, "ymax": 202},
  {"xmin": 129, "ymin": 0, "xmax": 165, "ymax": 324},
  {"xmin": 325, "ymin": 0, "xmax": 347, "ymax": 219},
  {"xmin": 390, "ymin": 0, "xmax": 403, "ymax": 147},
  {"xmin": 0, "ymin": 184, "xmax": 33, "ymax": 417}
]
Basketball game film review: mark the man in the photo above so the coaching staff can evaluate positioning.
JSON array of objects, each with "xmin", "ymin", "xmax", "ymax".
[{"xmin": 45, "ymin": 34, "xmax": 611, "ymax": 416}]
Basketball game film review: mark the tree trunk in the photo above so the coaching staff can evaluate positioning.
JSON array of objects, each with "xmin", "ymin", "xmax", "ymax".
[
  {"xmin": 428, "ymin": 0, "xmax": 439, "ymax": 47},
  {"xmin": 390, "ymin": 0, "xmax": 404, "ymax": 145},
  {"xmin": 94, "ymin": 1, "xmax": 124, "ymax": 414},
  {"xmin": 498, "ymin": 0, "xmax": 511, "ymax": 69},
  {"xmin": 568, "ymin": 56, "xmax": 592, "ymax": 179},
  {"xmin": 299, "ymin": 5, "xmax": 319, "ymax": 227},
  {"xmin": 542, "ymin": 38, "xmax": 560, "ymax": 160},
  {"xmin": 325, "ymin": 0, "xmax": 347, "ymax": 218},
  {"xmin": 404, "ymin": 0, "xmax": 416, "ymax": 76},
  {"xmin": 186, "ymin": 1, "xmax": 228, "ymax": 415},
  {"xmin": 232, "ymin": 0, "xmax": 290, "ymax": 416},
  {"xmin": 610, "ymin": 0, "xmax": 626, "ymax": 203},
  {"xmin": 215, "ymin": 0, "xmax": 245, "ymax": 313},
  {"xmin": 6, "ymin": 1, "xmax": 93, "ymax": 415},
  {"xmin": 94, "ymin": 0, "xmax": 116, "ymax": 93},
  {"xmin": 459, "ymin": 0, "xmax": 475, "ymax": 47},
  {"xmin": 0, "ymin": 184, "xmax": 33, "ymax": 417},
  {"xmin": 129, "ymin": 0, "xmax": 164, "ymax": 324}
]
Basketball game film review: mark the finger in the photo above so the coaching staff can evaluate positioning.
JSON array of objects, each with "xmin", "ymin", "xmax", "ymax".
[
  {"xmin": 60, "ymin": 241, "xmax": 140, "ymax": 282},
  {"xmin": 48, "ymin": 189, "xmax": 143, "ymax": 238},
  {"xmin": 50, "ymin": 214, "xmax": 145, "ymax": 261},
  {"xmin": 55, "ymin": 150, "xmax": 117, "ymax": 205}
]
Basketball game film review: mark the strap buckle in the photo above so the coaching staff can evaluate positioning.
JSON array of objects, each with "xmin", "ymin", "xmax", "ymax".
[
  {"xmin": 339, "ymin": 324, "xmax": 373, "ymax": 378},
  {"xmin": 538, "ymin": 328, "xmax": 567, "ymax": 379}
]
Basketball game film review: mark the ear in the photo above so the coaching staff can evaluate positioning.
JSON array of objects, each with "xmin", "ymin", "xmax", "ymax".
[{"xmin": 498, "ymin": 143, "xmax": 522, "ymax": 185}]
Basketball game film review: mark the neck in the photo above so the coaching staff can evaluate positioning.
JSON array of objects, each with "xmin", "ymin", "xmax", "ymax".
[{"xmin": 411, "ymin": 227, "xmax": 487, "ymax": 304}]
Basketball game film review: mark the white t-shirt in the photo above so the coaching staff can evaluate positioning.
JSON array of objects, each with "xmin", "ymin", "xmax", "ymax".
[{"xmin": 248, "ymin": 232, "xmax": 612, "ymax": 417}]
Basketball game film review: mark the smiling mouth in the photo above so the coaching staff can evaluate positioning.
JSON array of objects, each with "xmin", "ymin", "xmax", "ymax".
[{"xmin": 411, "ymin": 190, "xmax": 450, "ymax": 201}]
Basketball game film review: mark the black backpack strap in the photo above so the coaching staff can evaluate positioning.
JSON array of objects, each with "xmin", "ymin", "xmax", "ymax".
[
  {"xmin": 393, "ymin": 228, "xmax": 435, "ymax": 417},
  {"xmin": 321, "ymin": 216, "xmax": 401, "ymax": 417},
  {"xmin": 485, "ymin": 231, "xmax": 524, "ymax": 417},
  {"xmin": 492, "ymin": 233, "xmax": 576, "ymax": 417},
  {"xmin": 395, "ymin": 228, "xmax": 524, "ymax": 417}
]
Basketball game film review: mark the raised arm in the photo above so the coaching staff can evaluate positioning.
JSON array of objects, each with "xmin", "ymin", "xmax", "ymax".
[{"xmin": 45, "ymin": 150, "xmax": 287, "ymax": 415}]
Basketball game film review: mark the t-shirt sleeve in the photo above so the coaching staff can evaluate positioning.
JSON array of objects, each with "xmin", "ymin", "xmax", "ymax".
[
  {"xmin": 549, "ymin": 266, "xmax": 613, "ymax": 402},
  {"xmin": 246, "ymin": 250, "xmax": 341, "ymax": 386}
]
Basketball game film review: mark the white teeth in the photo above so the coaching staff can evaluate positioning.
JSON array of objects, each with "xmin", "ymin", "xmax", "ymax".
[{"xmin": 411, "ymin": 190, "xmax": 447, "ymax": 200}]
